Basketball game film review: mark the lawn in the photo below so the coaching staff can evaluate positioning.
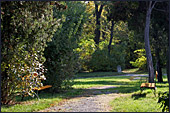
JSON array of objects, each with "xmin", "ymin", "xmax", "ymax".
[
  {"xmin": 1, "ymin": 69, "xmax": 169, "ymax": 112},
  {"xmin": 74, "ymin": 73, "xmax": 169, "ymax": 112}
]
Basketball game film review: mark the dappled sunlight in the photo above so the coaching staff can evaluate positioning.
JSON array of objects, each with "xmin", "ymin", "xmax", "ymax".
[{"xmin": 1, "ymin": 0, "xmax": 169, "ymax": 112}]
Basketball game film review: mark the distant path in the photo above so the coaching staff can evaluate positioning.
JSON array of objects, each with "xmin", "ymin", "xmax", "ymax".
[
  {"xmin": 38, "ymin": 86, "xmax": 129, "ymax": 112},
  {"xmin": 76, "ymin": 73, "xmax": 149, "ymax": 79},
  {"xmin": 119, "ymin": 74, "xmax": 148, "ymax": 77}
]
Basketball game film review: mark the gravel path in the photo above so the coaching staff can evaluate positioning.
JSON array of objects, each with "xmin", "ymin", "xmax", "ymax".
[
  {"xmin": 38, "ymin": 74, "xmax": 146, "ymax": 112},
  {"xmin": 38, "ymin": 86, "xmax": 128, "ymax": 112}
]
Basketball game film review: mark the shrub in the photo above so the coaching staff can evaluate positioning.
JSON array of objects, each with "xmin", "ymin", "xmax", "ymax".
[
  {"xmin": 89, "ymin": 44, "xmax": 126, "ymax": 72},
  {"xmin": 158, "ymin": 91, "xmax": 169, "ymax": 112},
  {"xmin": 130, "ymin": 49, "xmax": 147, "ymax": 70},
  {"xmin": 44, "ymin": 1, "xmax": 87, "ymax": 92},
  {"xmin": 1, "ymin": 1, "xmax": 58, "ymax": 104}
]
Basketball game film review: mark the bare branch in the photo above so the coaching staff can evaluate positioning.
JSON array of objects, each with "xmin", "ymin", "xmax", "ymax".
[
  {"xmin": 151, "ymin": 1, "xmax": 157, "ymax": 9},
  {"xmin": 149, "ymin": 1, "xmax": 152, "ymax": 9},
  {"xmin": 153, "ymin": 7, "xmax": 167, "ymax": 13}
]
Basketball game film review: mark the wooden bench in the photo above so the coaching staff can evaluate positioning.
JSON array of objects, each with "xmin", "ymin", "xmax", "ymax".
[
  {"xmin": 33, "ymin": 85, "xmax": 52, "ymax": 100},
  {"xmin": 33, "ymin": 85, "xmax": 52, "ymax": 91},
  {"xmin": 20, "ymin": 75, "xmax": 52, "ymax": 100},
  {"xmin": 140, "ymin": 83, "xmax": 156, "ymax": 96},
  {"xmin": 21, "ymin": 85, "xmax": 52, "ymax": 101}
]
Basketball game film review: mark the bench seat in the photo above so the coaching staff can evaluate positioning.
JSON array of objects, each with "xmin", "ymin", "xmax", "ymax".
[
  {"xmin": 140, "ymin": 83, "xmax": 155, "ymax": 89},
  {"xmin": 33, "ymin": 85, "xmax": 52, "ymax": 91}
]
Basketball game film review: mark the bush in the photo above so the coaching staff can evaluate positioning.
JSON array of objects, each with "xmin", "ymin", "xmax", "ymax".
[
  {"xmin": 89, "ymin": 44, "xmax": 126, "ymax": 72},
  {"xmin": 44, "ymin": 37, "xmax": 81, "ymax": 92},
  {"xmin": 158, "ymin": 91, "xmax": 169, "ymax": 112},
  {"xmin": 44, "ymin": 1, "xmax": 86, "ymax": 92},
  {"xmin": 130, "ymin": 49, "xmax": 147, "ymax": 70},
  {"xmin": 1, "ymin": 1, "xmax": 58, "ymax": 105}
]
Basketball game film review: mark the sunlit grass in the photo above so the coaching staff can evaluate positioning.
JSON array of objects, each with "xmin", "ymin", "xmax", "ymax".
[
  {"xmin": 110, "ymin": 94, "xmax": 162, "ymax": 112},
  {"xmin": 74, "ymin": 72, "xmax": 169, "ymax": 112},
  {"xmin": 1, "ymin": 90, "xmax": 84, "ymax": 112},
  {"xmin": 1, "ymin": 69, "xmax": 169, "ymax": 112},
  {"xmin": 109, "ymin": 78, "xmax": 169, "ymax": 112},
  {"xmin": 122, "ymin": 68, "xmax": 140, "ymax": 73},
  {"xmin": 73, "ymin": 76, "xmax": 132, "ymax": 89},
  {"xmin": 1, "ymin": 95, "xmax": 62, "ymax": 112},
  {"xmin": 75, "ymin": 71, "xmax": 125, "ymax": 78}
]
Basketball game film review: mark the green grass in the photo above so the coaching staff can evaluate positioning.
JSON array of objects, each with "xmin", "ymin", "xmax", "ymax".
[
  {"xmin": 73, "ymin": 71, "xmax": 169, "ymax": 112},
  {"xmin": 110, "ymin": 94, "xmax": 162, "ymax": 112},
  {"xmin": 76, "ymin": 68, "xmax": 149, "ymax": 78},
  {"xmin": 1, "ymin": 68, "xmax": 169, "ymax": 112},
  {"xmin": 110, "ymin": 82, "xmax": 169, "ymax": 112},
  {"xmin": 122, "ymin": 68, "xmax": 140, "ymax": 73},
  {"xmin": 75, "ymin": 71, "xmax": 125, "ymax": 78},
  {"xmin": 1, "ymin": 89, "xmax": 84, "ymax": 112},
  {"xmin": 1, "ymin": 93, "xmax": 62, "ymax": 112},
  {"xmin": 122, "ymin": 68, "xmax": 149, "ymax": 74},
  {"xmin": 109, "ymin": 77, "xmax": 169, "ymax": 112},
  {"xmin": 73, "ymin": 76, "xmax": 136, "ymax": 90}
]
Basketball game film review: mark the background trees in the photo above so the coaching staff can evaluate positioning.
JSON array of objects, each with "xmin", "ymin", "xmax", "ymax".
[
  {"xmin": 1, "ymin": 1, "xmax": 169, "ymax": 105},
  {"xmin": 125, "ymin": 1, "xmax": 169, "ymax": 82}
]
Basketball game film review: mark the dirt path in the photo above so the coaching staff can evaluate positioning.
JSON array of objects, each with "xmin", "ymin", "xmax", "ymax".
[{"xmin": 38, "ymin": 86, "xmax": 129, "ymax": 112}]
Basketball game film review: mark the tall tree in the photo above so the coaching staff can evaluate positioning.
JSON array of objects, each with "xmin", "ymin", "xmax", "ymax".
[
  {"xmin": 151, "ymin": 1, "xmax": 169, "ymax": 82},
  {"xmin": 94, "ymin": 1, "xmax": 104, "ymax": 47},
  {"xmin": 108, "ymin": 20, "xmax": 114, "ymax": 56},
  {"xmin": 44, "ymin": 1, "xmax": 87, "ymax": 92},
  {"xmin": 144, "ymin": 1, "xmax": 157, "ymax": 83},
  {"xmin": 105, "ymin": 1, "xmax": 137, "ymax": 56},
  {"xmin": 168, "ymin": 0, "xmax": 170, "ymax": 83}
]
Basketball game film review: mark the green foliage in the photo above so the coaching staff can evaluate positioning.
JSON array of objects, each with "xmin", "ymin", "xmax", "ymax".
[
  {"xmin": 44, "ymin": 1, "xmax": 87, "ymax": 92},
  {"xmin": 1, "ymin": 1, "xmax": 58, "ymax": 104},
  {"xmin": 89, "ymin": 48, "xmax": 114, "ymax": 71},
  {"xmin": 105, "ymin": 1, "xmax": 138, "ymax": 22},
  {"xmin": 158, "ymin": 91, "xmax": 169, "ymax": 112},
  {"xmin": 76, "ymin": 38, "xmax": 96, "ymax": 71},
  {"xmin": 89, "ymin": 43, "xmax": 126, "ymax": 72},
  {"xmin": 130, "ymin": 49, "xmax": 147, "ymax": 70}
]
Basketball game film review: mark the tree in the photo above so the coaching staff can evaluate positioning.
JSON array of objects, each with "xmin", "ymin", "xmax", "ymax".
[
  {"xmin": 144, "ymin": 1, "xmax": 157, "ymax": 83},
  {"xmin": 44, "ymin": 1, "xmax": 87, "ymax": 92},
  {"xmin": 108, "ymin": 20, "xmax": 114, "ymax": 56},
  {"xmin": 94, "ymin": 1, "xmax": 104, "ymax": 47},
  {"xmin": 1, "ymin": 1, "xmax": 58, "ymax": 104},
  {"xmin": 150, "ymin": 1, "xmax": 169, "ymax": 82},
  {"xmin": 105, "ymin": 1, "xmax": 138, "ymax": 56},
  {"xmin": 127, "ymin": 1, "xmax": 169, "ymax": 83}
]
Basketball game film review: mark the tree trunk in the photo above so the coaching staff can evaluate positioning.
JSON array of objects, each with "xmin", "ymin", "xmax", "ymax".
[
  {"xmin": 154, "ymin": 28, "xmax": 163, "ymax": 83},
  {"xmin": 144, "ymin": 2, "xmax": 155, "ymax": 83},
  {"xmin": 168, "ymin": 1, "xmax": 170, "ymax": 83},
  {"xmin": 108, "ymin": 20, "xmax": 114, "ymax": 56},
  {"xmin": 167, "ymin": 49, "xmax": 169, "ymax": 82},
  {"xmin": 94, "ymin": 2, "xmax": 104, "ymax": 48},
  {"xmin": 102, "ymin": 26, "xmax": 106, "ymax": 40},
  {"xmin": 156, "ymin": 48, "xmax": 163, "ymax": 82}
]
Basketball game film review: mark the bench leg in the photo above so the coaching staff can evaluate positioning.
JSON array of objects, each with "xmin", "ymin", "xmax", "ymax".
[
  {"xmin": 34, "ymin": 90, "xmax": 40, "ymax": 100},
  {"xmin": 153, "ymin": 89, "xmax": 156, "ymax": 97},
  {"xmin": 21, "ymin": 94, "xmax": 25, "ymax": 101},
  {"xmin": 140, "ymin": 87, "xmax": 144, "ymax": 94}
]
